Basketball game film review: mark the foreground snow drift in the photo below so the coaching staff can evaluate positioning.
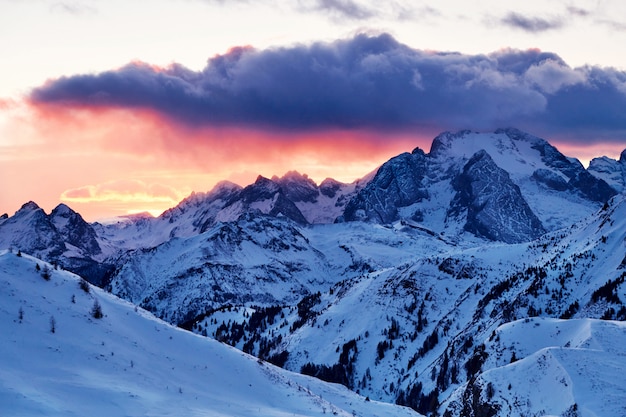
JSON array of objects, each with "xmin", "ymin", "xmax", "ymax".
[{"xmin": 0, "ymin": 250, "xmax": 419, "ymax": 417}]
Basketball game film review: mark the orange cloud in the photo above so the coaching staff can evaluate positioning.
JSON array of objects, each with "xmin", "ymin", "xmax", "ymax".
[
  {"xmin": 61, "ymin": 180, "xmax": 185, "ymax": 204},
  {"xmin": 60, "ymin": 180, "xmax": 189, "ymax": 218}
]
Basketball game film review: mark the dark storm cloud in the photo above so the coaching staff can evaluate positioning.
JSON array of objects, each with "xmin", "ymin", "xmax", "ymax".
[
  {"xmin": 30, "ymin": 33, "xmax": 626, "ymax": 142},
  {"xmin": 501, "ymin": 12, "xmax": 564, "ymax": 32}
]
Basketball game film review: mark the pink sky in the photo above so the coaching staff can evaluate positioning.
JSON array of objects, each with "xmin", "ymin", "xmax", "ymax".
[
  {"xmin": 2, "ymin": 1, "xmax": 626, "ymax": 222},
  {"xmin": 1, "ymin": 100, "xmax": 622, "ymax": 222},
  {"xmin": 0, "ymin": 104, "xmax": 430, "ymax": 221}
]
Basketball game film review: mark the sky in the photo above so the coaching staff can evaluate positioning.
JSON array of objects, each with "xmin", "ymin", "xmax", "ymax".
[{"xmin": 1, "ymin": 0, "xmax": 626, "ymax": 221}]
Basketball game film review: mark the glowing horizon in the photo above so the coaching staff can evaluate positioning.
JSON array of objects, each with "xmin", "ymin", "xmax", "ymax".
[
  {"xmin": 2, "ymin": 3, "xmax": 626, "ymax": 221},
  {"xmin": 0, "ymin": 103, "xmax": 432, "ymax": 221}
]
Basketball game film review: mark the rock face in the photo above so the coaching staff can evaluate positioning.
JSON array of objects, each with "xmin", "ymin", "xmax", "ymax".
[
  {"xmin": 531, "ymin": 169, "xmax": 569, "ymax": 191},
  {"xmin": 319, "ymin": 178, "xmax": 343, "ymax": 198},
  {"xmin": 449, "ymin": 150, "xmax": 545, "ymax": 243},
  {"xmin": 342, "ymin": 148, "xmax": 429, "ymax": 223}
]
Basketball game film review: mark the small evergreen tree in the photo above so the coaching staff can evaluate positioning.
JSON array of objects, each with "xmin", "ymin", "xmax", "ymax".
[
  {"xmin": 18, "ymin": 306, "xmax": 24, "ymax": 323},
  {"xmin": 79, "ymin": 279, "xmax": 90, "ymax": 293},
  {"xmin": 41, "ymin": 265, "xmax": 51, "ymax": 280},
  {"xmin": 91, "ymin": 299, "xmax": 103, "ymax": 319},
  {"xmin": 50, "ymin": 316, "xmax": 56, "ymax": 333}
]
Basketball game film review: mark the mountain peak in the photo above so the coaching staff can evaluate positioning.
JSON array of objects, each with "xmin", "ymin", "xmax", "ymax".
[
  {"xmin": 217, "ymin": 176, "xmax": 308, "ymax": 224},
  {"xmin": 272, "ymin": 171, "xmax": 319, "ymax": 204},
  {"xmin": 620, "ymin": 149, "xmax": 626, "ymax": 164},
  {"xmin": 207, "ymin": 181, "xmax": 243, "ymax": 199},
  {"xmin": 429, "ymin": 129, "xmax": 475, "ymax": 157},
  {"xmin": 250, "ymin": 175, "xmax": 280, "ymax": 192},
  {"xmin": 18, "ymin": 201, "xmax": 41, "ymax": 213},
  {"xmin": 50, "ymin": 203, "xmax": 74, "ymax": 217},
  {"xmin": 430, "ymin": 128, "xmax": 549, "ymax": 161},
  {"xmin": 494, "ymin": 127, "xmax": 546, "ymax": 145},
  {"xmin": 319, "ymin": 178, "xmax": 343, "ymax": 198},
  {"xmin": 272, "ymin": 170, "xmax": 311, "ymax": 183}
]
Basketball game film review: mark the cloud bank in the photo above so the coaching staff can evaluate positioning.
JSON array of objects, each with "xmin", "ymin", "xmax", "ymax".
[{"xmin": 30, "ymin": 33, "xmax": 626, "ymax": 143}]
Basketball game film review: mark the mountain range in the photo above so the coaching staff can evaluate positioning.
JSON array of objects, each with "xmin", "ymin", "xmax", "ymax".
[{"xmin": 2, "ymin": 127, "xmax": 625, "ymax": 416}]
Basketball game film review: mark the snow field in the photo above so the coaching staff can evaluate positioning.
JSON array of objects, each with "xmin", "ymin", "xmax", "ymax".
[{"xmin": 0, "ymin": 250, "xmax": 420, "ymax": 417}]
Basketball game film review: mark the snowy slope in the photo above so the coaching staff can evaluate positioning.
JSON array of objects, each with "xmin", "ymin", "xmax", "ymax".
[
  {"xmin": 443, "ymin": 318, "xmax": 626, "ymax": 417},
  {"xmin": 105, "ymin": 214, "xmax": 340, "ymax": 324},
  {"xmin": 0, "ymin": 249, "xmax": 420, "ymax": 417},
  {"xmin": 182, "ymin": 195, "xmax": 626, "ymax": 415}
]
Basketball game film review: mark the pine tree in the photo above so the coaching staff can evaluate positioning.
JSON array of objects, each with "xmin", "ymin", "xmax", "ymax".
[
  {"xmin": 91, "ymin": 299, "xmax": 103, "ymax": 319},
  {"xmin": 41, "ymin": 265, "xmax": 51, "ymax": 280},
  {"xmin": 79, "ymin": 279, "xmax": 90, "ymax": 293}
]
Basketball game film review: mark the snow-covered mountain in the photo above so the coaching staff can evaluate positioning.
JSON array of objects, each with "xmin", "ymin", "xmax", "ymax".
[
  {"xmin": 273, "ymin": 171, "xmax": 363, "ymax": 224},
  {"xmin": 0, "ymin": 201, "xmax": 112, "ymax": 285},
  {"xmin": 106, "ymin": 213, "xmax": 338, "ymax": 324},
  {"xmin": 342, "ymin": 128, "xmax": 617, "ymax": 238},
  {"xmin": 588, "ymin": 149, "xmax": 626, "ymax": 193},
  {"xmin": 0, "ymin": 250, "xmax": 419, "ymax": 417},
  {"xmin": 92, "ymin": 172, "xmax": 360, "ymax": 256},
  {"xmin": 2, "ymin": 127, "xmax": 626, "ymax": 416},
  {"xmin": 183, "ymin": 193, "xmax": 626, "ymax": 416}
]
